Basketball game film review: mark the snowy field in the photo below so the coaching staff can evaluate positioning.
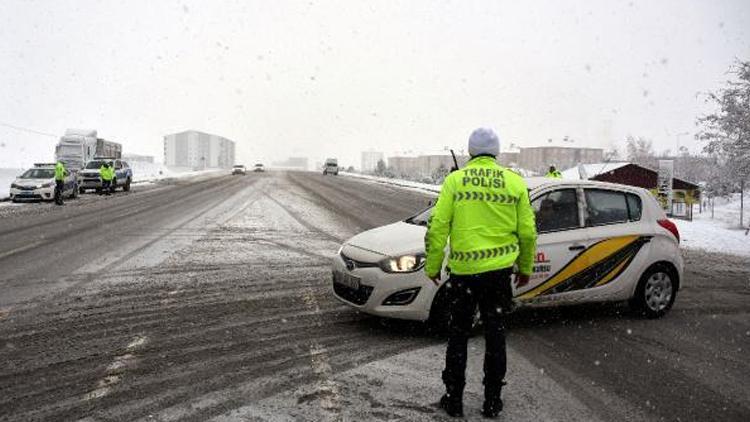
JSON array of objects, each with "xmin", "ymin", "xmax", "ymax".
[
  {"xmin": 676, "ymin": 194, "xmax": 750, "ymax": 257},
  {"xmin": 342, "ymin": 172, "xmax": 749, "ymax": 258},
  {"xmin": 339, "ymin": 171, "xmax": 440, "ymax": 196},
  {"xmin": 0, "ymin": 168, "xmax": 23, "ymax": 200}
]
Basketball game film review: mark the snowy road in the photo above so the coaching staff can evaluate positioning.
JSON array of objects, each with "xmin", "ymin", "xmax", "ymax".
[{"xmin": 0, "ymin": 171, "xmax": 748, "ymax": 421}]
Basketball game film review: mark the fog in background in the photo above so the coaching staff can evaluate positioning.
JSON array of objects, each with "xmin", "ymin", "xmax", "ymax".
[{"xmin": 1, "ymin": 0, "xmax": 748, "ymax": 169}]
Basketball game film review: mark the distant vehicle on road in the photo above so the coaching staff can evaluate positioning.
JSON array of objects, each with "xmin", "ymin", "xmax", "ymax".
[
  {"xmin": 253, "ymin": 163, "xmax": 265, "ymax": 172},
  {"xmin": 79, "ymin": 159, "xmax": 132, "ymax": 194},
  {"xmin": 323, "ymin": 158, "xmax": 338, "ymax": 175},
  {"xmin": 54, "ymin": 129, "xmax": 122, "ymax": 170},
  {"xmin": 9, "ymin": 163, "xmax": 78, "ymax": 202},
  {"xmin": 232, "ymin": 165, "xmax": 247, "ymax": 175},
  {"xmin": 332, "ymin": 177, "xmax": 684, "ymax": 329}
]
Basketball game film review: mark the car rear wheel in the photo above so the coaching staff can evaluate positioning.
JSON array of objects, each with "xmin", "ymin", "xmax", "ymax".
[{"xmin": 630, "ymin": 264, "xmax": 677, "ymax": 318}]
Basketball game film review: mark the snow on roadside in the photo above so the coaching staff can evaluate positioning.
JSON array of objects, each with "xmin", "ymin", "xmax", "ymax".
[
  {"xmin": 340, "ymin": 172, "xmax": 440, "ymax": 196},
  {"xmin": 0, "ymin": 168, "xmax": 23, "ymax": 200},
  {"xmin": 676, "ymin": 194, "xmax": 749, "ymax": 257},
  {"xmin": 129, "ymin": 162, "xmax": 225, "ymax": 183}
]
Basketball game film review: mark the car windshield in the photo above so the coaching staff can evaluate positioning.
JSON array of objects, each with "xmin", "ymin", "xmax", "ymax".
[
  {"xmin": 85, "ymin": 161, "xmax": 109, "ymax": 169},
  {"xmin": 20, "ymin": 169, "xmax": 54, "ymax": 179},
  {"xmin": 405, "ymin": 206, "xmax": 432, "ymax": 226}
]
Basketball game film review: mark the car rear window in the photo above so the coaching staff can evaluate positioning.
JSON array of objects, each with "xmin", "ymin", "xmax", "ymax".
[
  {"xmin": 626, "ymin": 193, "xmax": 642, "ymax": 221},
  {"xmin": 585, "ymin": 189, "xmax": 640, "ymax": 226}
]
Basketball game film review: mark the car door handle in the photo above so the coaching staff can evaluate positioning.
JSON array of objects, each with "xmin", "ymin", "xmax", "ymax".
[{"xmin": 568, "ymin": 244, "xmax": 586, "ymax": 251}]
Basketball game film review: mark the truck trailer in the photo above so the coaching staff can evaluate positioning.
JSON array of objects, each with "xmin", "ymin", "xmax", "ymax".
[{"xmin": 54, "ymin": 129, "xmax": 122, "ymax": 169}]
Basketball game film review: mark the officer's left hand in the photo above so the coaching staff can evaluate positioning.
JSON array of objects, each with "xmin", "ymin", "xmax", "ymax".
[{"xmin": 515, "ymin": 274, "xmax": 530, "ymax": 288}]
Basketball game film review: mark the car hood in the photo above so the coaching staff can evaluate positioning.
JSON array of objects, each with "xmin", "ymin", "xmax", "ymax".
[
  {"xmin": 345, "ymin": 221, "xmax": 426, "ymax": 257},
  {"xmin": 14, "ymin": 178, "xmax": 52, "ymax": 187}
]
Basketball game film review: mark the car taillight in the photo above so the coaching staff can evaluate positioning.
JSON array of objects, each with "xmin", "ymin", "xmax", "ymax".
[{"xmin": 657, "ymin": 219, "xmax": 680, "ymax": 243}]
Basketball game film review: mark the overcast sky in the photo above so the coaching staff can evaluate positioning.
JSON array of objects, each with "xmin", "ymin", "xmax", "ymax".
[{"xmin": 1, "ymin": 0, "xmax": 748, "ymax": 168}]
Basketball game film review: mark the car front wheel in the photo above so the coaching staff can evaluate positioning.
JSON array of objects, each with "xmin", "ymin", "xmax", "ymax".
[
  {"xmin": 123, "ymin": 178, "xmax": 131, "ymax": 192},
  {"xmin": 630, "ymin": 264, "xmax": 677, "ymax": 318}
]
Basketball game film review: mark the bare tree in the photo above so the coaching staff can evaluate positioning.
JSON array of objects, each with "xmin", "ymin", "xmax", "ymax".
[
  {"xmin": 697, "ymin": 59, "xmax": 750, "ymax": 227},
  {"xmin": 625, "ymin": 135, "xmax": 657, "ymax": 168},
  {"xmin": 375, "ymin": 159, "xmax": 386, "ymax": 175}
]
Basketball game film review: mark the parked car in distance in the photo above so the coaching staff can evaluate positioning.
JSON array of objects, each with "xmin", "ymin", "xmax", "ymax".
[
  {"xmin": 232, "ymin": 165, "xmax": 247, "ymax": 175},
  {"xmin": 323, "ymin": 158, "xmax": 338, "ymax": 175},
  {"xmin": 9, "ymin": 163, "xmax": 78, "ymax": 202},
  {"xmin": 332, "ymin": 177, "xmax": 684, "ymax": 330},
  {"xmin": 79, "ymin": 158, "xmax": 133, "ymax": 193},
  {"xmin": 253, "ymin": 163, "xmax": 265, "ymax": 172}
]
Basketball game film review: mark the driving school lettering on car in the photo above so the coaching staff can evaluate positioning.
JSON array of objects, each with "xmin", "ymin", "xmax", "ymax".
[
  {"xmin": 531, "ymin": 251, "xmax": 552, "ymax": 281},
  {"xmin": 520, "ymin": 235, "xmax": 652, "ymax": 299}
]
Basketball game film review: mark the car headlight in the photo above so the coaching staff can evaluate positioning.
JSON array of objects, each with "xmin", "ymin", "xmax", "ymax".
[
  {"xmin": 379, "ymin": 254, "xmax": 426, "ymax": 273},
  {"xmin": 10, "ymin": 183, "xmax": 21, "ymax": 189}
]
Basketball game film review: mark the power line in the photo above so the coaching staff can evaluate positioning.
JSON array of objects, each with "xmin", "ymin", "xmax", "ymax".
[{"xmin": 0, "ymin": 122, "xmax": 58, "ymax": 138}]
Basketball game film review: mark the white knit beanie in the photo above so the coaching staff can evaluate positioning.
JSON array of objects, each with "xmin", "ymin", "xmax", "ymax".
[{"xmin": 468, "ymin": 128, "xmax": 500, "ymax": 157}]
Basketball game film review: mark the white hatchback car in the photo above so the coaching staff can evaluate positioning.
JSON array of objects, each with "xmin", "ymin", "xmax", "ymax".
[{"xmin": 331, "ymin": 178, "xmax": 683, "ymax": 326}]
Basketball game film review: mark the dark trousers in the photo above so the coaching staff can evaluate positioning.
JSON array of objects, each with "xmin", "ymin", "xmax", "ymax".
[
  {"xmin": 442, "ymin": 268, "xmax": 513, "ymax": 394},
  {"xmin": 54, "ymin": 180, "xmax": 64, "ymax": 205},
  {"xmin": 101, "ymin": 180, "xmax": 111, "ymax": 195}
]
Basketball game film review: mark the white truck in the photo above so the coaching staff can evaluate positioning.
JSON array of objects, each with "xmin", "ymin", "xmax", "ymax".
[
  {"xmin": 54, "ymin": 129, "xmax": 122, "ymax": 170},
  {"xmin": 323, "ymin": 158, "xmax": 339, "ymax": 175}
]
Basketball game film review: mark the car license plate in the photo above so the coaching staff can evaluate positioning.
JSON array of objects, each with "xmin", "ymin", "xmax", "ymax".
[{"xmin": 333, "ymin": 270, "xmax": 361, "ymax": 290}]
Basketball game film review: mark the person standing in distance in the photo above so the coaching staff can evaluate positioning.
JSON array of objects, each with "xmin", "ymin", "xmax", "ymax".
[
  {"xmin": 54, "ymin": 160, "xmax": 68, "ymax": 206},
  {"xmin": 545, "ymin": 165, "xmax": 562, "ymax": 178},
  {"xmin": 424, "ymin": 127, "xmax": 537, "ymax": 418},
  {"xmin": 100, "ymin": 162, "xmax": 114, "ymax": 196}
]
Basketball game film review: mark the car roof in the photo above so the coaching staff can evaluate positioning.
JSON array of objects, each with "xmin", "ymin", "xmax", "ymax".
[{"xmin": 524, "ymin": 177, "xmax": 648, "ymax": 195}]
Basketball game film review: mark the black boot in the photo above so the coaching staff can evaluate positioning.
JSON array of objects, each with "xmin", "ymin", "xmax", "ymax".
[
  {"xmin": 482, "ymin": 382, "xmax": 505, "ymax": 418},
  {"xmin": 440, "ymin": 387, "xmax": 464, "ymax": 418}
]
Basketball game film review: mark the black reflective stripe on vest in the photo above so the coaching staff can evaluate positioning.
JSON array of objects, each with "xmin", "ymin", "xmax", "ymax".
[
  {"xmin": 453, "ymin": 191, "xmax": 518, "ymax": 204},
  {"xmin": 450, "ymin": 244, "xmax": 519, "ymax": 261}
]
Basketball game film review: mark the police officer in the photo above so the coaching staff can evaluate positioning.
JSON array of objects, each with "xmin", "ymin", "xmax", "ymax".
[
  {"xmin": 100, "ymin": 162, "xmax": 114, "ymax": 195},
  {"xmin": 54, "ymin": 160, "xmax": 68, "ymax": 205},
  {"xmin": 425, "ymin": 128, "xmax": 537, "ymax": 418},
  {"xmin": 545, "ymin": 165, "xmax": 562, "ymax": 178}
]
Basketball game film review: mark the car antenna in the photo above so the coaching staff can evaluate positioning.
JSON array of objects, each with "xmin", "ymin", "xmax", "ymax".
[{"xmin": 450, "ymin": 149, "xmax": 459, "ymax": 173}]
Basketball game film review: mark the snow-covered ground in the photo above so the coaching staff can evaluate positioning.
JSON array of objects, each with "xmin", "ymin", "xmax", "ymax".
[
  {"xmin": 0, "ymin": 168, "xmax": 24, "ymax": 200},
  {"xmin": 342, "ymin": 172, "xmax": 749, "ymax": 257},
  {"xmin": 675, "ymin": 194, "xmax": 750, "ymax": 257},
  {"xmin": 340, "ymin": 172, "xmax": 440, "ymax": 196}
]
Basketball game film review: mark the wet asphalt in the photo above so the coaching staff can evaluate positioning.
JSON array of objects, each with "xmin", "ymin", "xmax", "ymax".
[{"xmin": 0, "ymin": 170, "xmax": 747, "ymax": 421}]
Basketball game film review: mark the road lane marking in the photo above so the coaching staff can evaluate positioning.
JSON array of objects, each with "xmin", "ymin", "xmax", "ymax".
[
  {"xmin": 83, "ymin": 336, "xmax": 147, "ymax": 402},
  {"xmin": 0, "ymin": 241, "xmax": 46, "ymax": 260}
]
